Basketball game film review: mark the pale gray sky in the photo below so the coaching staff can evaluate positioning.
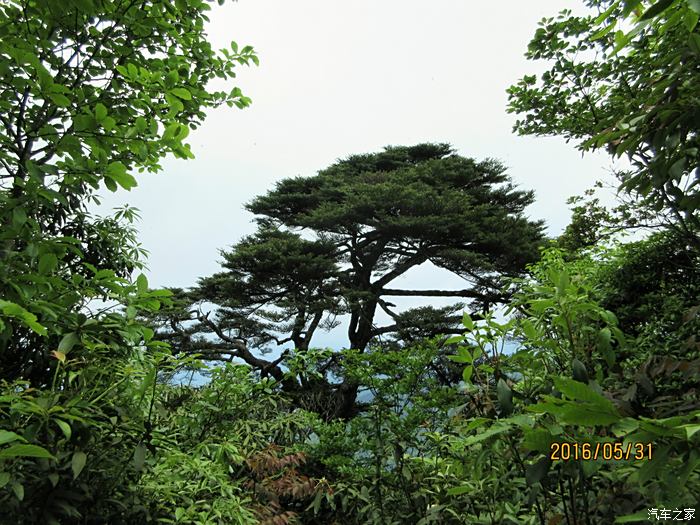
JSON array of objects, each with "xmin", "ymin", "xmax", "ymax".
[{"xmin": 98, "ymin": 1, "xmax": 615, "ymax": 345}]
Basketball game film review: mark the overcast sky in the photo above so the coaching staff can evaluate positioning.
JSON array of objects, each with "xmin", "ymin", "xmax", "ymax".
[{"xmin": 97, "ymin": 1, "xmax": 615, "ymax": 345}]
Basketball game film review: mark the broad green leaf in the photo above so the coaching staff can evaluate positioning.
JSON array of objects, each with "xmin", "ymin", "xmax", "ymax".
[
  {"xmin": 0, "ymin": 431, "xmax": 24, "ymax": 446},
  {"xmin": 38, "ymin": 253, "xmax": 58, "ymax": 274},
  {"xmin": 572, "ymin": 359, "xmax": 589, "ymax": 383},
  {"xmin": 446, "ymin": 485, "xmax": 472, "ymax": 496},
  {"xmin": 94, "ymin": 103, "xmax": 107, "ymax": 122},
  {"xmin": 462, "ymin": 365, "xmax": 473, "ymax": 383},
  {"xmin": 611, "ymin": 417, "xmax": 640, "ymax": 437},
  {"xmin": 505, "ymin": 414, "xmax": 535, "ymax": 428},
  {"xmin": 462, "ymin": 312, "xmax": 474, "ymax": 331},
  {"xmin": 689, "ymin": 32, "xmax": 700, "ymax": 55},
  {"xmin": 462, "ymin": 423, "xmax": 511, "ymax": 446},
  {"xmin": 0, "ymin": 472, "xmax": 9, "ymax": 488},
  {"xmin": 48, "ymin": 93, "xmax": 71, "ymax": 107},
  {"xmin": 560, "ymin": 405, "xmax": 620, "ymax": 426},
  {"xmin": 497, "ymin": 378, "xmax": 513, "ymax": 415},
  {"xmin": 553, "ymin": 377, "xmax": 617, "ymax": 413},
  {"xmin": 680, "ymin": 424, "xmax": 700, "ymax": 439},
  {"xmin": 685, "ymin": 8, "xmax": 700, "ymax": 30},
  {"xmin": 12, "ymin": 207, "xmax": 27, "ymax": 226},
  {"xmin": 105, "ymin": 161, "xmax": 137, "ymax": 190},
  {"xmin": 637, "ymin": 445, "xmax": 669, "ymax": 483},
  {"xmin": 71, "ymin": 451, "xmax": 87, "ymax": 479},
  {"xmin": 102, "ymin": 116, "xmax": 116, "ymax": 132},
  {"xmin": 56, "ymin": 419, "xmax": 72, "ymax": 440},
  {"xmin": 640, "ymin": 0, "xmax": 677, "ymax": 20},
  {"xmin": 48, "ymin": 473, "xmax": 59, "ymax": 487},
  {"xmin": 522, "ymin": 428, "xmax": 552, "ymax": 453},
  {"xmin": 136, "ymin": 273, "xmax": 148, "ymax": 294},
  {"xmin": 520, "ymin": 319, "xmax": 538, "ymax": 340},
  {"xmin": 590, "ymin": 22, "xmax": 616, "ymax": 41},
  {"xmin": 133, "ymin": 443, "xmax": 147, "ymax": 471},
  {"xmin": 555, "ymin": 270, "xmax": 569, "ymax": 295},
  {"xmin": 141, "ymin": 327, "xmax": 154, "ymax": 342},
  {"xmin": 0, "ymin": 444, "xmax": 55, "ymax": 459},
  {"xmin": 0, "ymin": 300, "xmax": 46, "ymax": 335},
  {"xmin": 594, "ymin": 1, "xmax": 619, "ymax": 25},
  {"xmin": 11, "ymin": 482, "xmax": 23, "ymax": 501},
  {"xmin": 171, "ymin": 87, "xmax": 192, "ymax": 100},
  {"xmin": 125, "ymin": 305, "xmax": 136, "ymax": 319},
  {"xmin": 58, "ymin": 332, "xmax": 80, "ymax": 353}
]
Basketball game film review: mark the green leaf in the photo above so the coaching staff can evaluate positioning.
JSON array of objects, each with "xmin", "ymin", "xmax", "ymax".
[
  {"xmin": 58, "ymin": 332, "xmax": 79, "ymax": 353},
  {"xmin": 105, "ymin": 161, "xmax": 137, "ymax": 190},
  {"xmin": 497, "ymin": 378, "xmax": 513, "ymax": 415},
  {"xmin": 56, "ymin": 420, "xmax": 72, "ymax": 440},
  {"xmin": 136, "ymin": 273, "xmax": 148, "ymax": 293},
  {"xmin": 590, "ymin": 22, "xmax": 616, "ymax": 41},
  {"xmin": 0, "ymin": 444, "xmax": 55, "ymax": 459},
  {"xmin": 555, "ymin": 270, "xmax": 570, "ymax": 295},
  {"xmin": 11, "ymin": 482, "xmax": 23, "ymax": 501},
  {"xmin": 0, "ymin": 300, "xmax": 47, "ymax": 335},
  {"xmin": 611, "ymin": 417, "xmax": 640, "ymax": 437},
  {"xmin": 598, "ymin": 326, "xmax": 612, "ymax": 351},
  {"xmin": 572, "ymin": 359, "xmax": 589, "ymax": 383},
  {"xmin": 462, "ymin": 423, "xmax": 511, "ymax": 445},
  {"xmin": 689, "ymin": 32, "xmax": 700, "ymax": 54},
  {"xmin": 462, "ymin": 365, "xmax": 473, "ymax": 383},
  {"xmin": 640, "ymin": 0, "xmax": 677, "ymax": 20},
  {"xmin": 102, "ymin": 116, "xmax": 116, "ymax": 132},
  {"xmin": 48, "ymin": 473, "xmax": 59, "ymax": 487},
  {"xmin": 681, "ymin": 424, "xmax": 700, "ymax": 439},
  {"xmin": 594, "ymin": 2, "xmax": 619, "ymax": 25},
  {"xmin": 553, "ymin": 377, "xmax": 617, "ymax": 412},
  {"xmin": 125, "ymin": 305, "xmax": 136, "ymax": 319},
  {"xmin": 133, "ymin": 442, "xmax": 146, "ymax": 471},
  {"xmin": 637, "ymin": 445, "xmax": 668, "ymax": 483},
  {"xmin": 71, "ymin": 451, "xmax": 87, "ymax": 479},
  {"xmin": 520, "ymin": 319, "xmax": 538, "ymax": 341},
  {"xmin": 525, "ymin": 456, "xmax": 551, "ymax": 486},
  {"xmin": 689, "ymin": 0, "xmax": 700, "ymax": 14},
  {"xmin": 165, "ymin": 93, "xmax": 185, "ymax": 114},
  {"xmin": 48, "ymin": 93, "xmax": 71, "ymax": 107},
  {"xmin": 94, "ymin": 103, "xmax": 107, "ymax": 123},
  {"xmin": 0, "ymin": 472, "xmax": 9, "ymax": 488},
  {"xmin": 0, "ymin": 431, "xmax": 24, "ymax": 446},
  {"xmin": 462, "ymin": 312, "xmax": 474, "ymax": 331},
  {"xmin": 522, "ymin": 428, "xmax": 553, "ymax": 453},
  {"xmin": 170, "ymin": 87, "xmax": 192, "ymax": 100},
  {"xmin": 12, "ymin": 207, "xmax": 27, "ymax": 226},
  {"xmin": 38, "ymin": 253, "xmax": 58, "ymax": 274},
  {"xmin": 561, "ymin": 405, "xmax": 620, "ymax": 426},
  {"xmin": 446, "ymin": 485, "xmax": 472, "ymax": 496}
]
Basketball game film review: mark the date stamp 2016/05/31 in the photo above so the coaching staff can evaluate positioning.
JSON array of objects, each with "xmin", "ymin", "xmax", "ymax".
[{"xmin": 549, "ymin": 441, "xmax": 653, "ymax": 461}]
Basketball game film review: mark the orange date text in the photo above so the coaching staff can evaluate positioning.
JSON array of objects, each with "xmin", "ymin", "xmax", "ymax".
[{"xmin": 549, "ymin": 442, "xmax": 652, "ymax": 461}]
